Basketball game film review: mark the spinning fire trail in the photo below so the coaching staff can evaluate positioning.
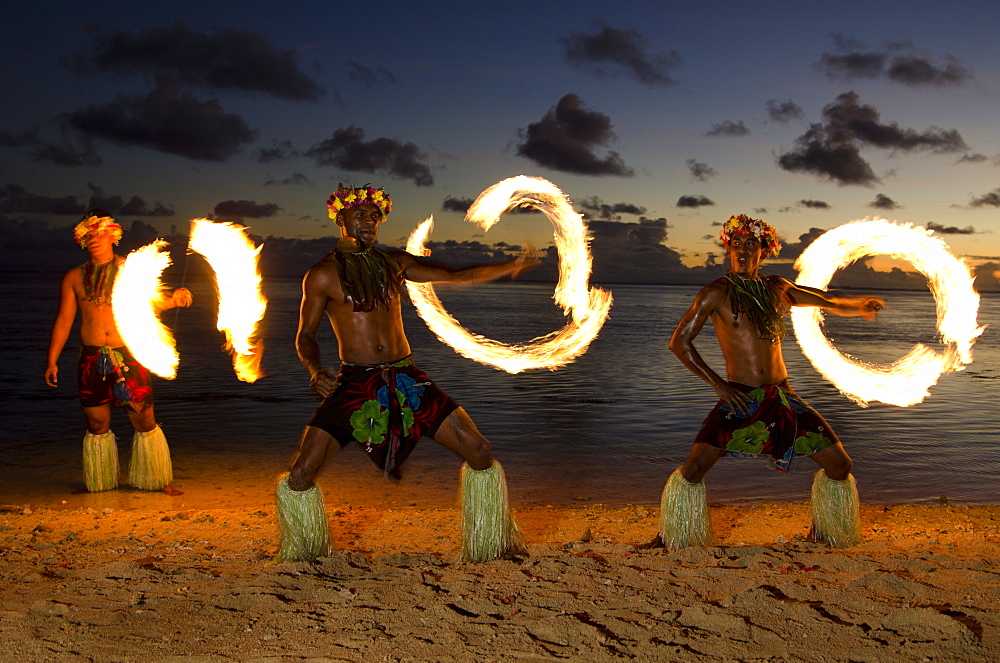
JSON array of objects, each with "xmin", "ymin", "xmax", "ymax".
[
  {"xmin": 406, "ymin": 176, "xmax": 613, "ymax": 374},
  {"xmin": 112, "ymin": 220, "xmax": 267, "ymax": 382},
  {"xmin": 792, "ymin": 218, "xmax": 984, "ymax": 407}
]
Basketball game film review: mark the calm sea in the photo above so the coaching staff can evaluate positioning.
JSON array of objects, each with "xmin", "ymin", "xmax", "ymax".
[{"xmin": 1, "ymin": 272, "xmax": 997, "ymax": 507}]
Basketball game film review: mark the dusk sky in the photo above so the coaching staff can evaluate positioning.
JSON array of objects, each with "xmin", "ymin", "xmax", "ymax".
[{"xmin": 3, "ymin": 0, "xmax": 998, "ymax": 285}]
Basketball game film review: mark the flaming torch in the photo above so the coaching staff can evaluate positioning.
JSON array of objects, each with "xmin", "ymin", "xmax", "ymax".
[
  {"xmin": 112, "ymin": 240, "xmax": 179, "ymax": 379},
  {"xmin": 188, "ymin": 219, "xmax": 267, "ymax": 383},
  {"xmin": 406, "ymin": 176, "xmax": 612, "ymax": 373},
  {"xmin": 792, "ymin": 218, "xmax": 984, "ymax": 406}
]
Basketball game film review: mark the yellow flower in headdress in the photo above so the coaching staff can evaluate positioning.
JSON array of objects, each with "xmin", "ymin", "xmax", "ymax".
[
  {"xmin": 719, "ymin": 214, "xmax": 782, "ymax": 258},
  {"xmin": 73, "ymin": 210, "xmax": 123, "ymax": 248},
  {"xmin": 326, "ymin": 184, "xmax": 393, "ymax": 221}
]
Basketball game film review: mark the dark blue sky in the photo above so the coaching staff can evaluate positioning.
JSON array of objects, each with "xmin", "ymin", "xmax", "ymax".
[{"xmin": 2, "ymin": 0, "xmax": 998, "ymax": 282}]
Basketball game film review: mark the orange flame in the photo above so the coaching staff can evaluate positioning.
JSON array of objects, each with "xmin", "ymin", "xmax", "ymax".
[
  {"xmin": 406, "ymin": 176, "xmax": 612, "ymax": 373},
  {"xmin": 189, "ymin": 219, "xmax": 267, "ymax": 383},
  {"xmin": 112, "ymin": 240, "xmax": 179, "ymax": 379},
  {"xmin": 792, "ymin": 218, "xmax": 984, "ymax": 406}
]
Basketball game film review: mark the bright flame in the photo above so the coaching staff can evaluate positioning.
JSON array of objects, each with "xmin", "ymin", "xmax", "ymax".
[
  {"xmin": 792, "ymin": 218, "xmax": 984, "ymax": 407},
  {"xmin": 406, "ymin": 176, "xmax": 613, "ymax": 373},
  {"xmin": 112, "ymin": 240, "xmax": 178, "ymax": 379},
  {"xmin": 189, "ymin": 219, "xmax": 267, "ymax": 382}
]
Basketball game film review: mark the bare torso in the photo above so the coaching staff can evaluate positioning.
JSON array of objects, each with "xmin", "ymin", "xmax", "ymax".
[
  {"xmin": 70, "ymin": 258, "xmax": 127, "ymax": 347},
  {"xmin": 310, "ymin": 252, "xmax": 412, "ymax": 364},
  {"xmin": 707, "ymin": 276, "xmax": 792, "ymax": 386}
]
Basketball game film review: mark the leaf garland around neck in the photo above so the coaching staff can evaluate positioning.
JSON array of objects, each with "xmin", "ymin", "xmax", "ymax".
[
  {"xmin": 334, "ymin": 246, "xmax": 403, "ymax": 312},
  {"xmin": 724, "ymin": 273, "xmax": 786, "ymax": 342},
  {"xmin": 83, "ymin": 257, "xmax": 119, "ymax": 306}
]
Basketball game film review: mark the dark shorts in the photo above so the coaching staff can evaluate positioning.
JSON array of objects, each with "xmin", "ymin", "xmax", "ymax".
[
  {"xmin": 77, "ymin": 345, "xmax": 155, "ymax": 414},
  {"xmin": 308, "ymin": 357, "xmax": 458, "ymax": 475},
  {"xmin": 694, "ymin": 381, "xmax": 837, "ymax": 472}
]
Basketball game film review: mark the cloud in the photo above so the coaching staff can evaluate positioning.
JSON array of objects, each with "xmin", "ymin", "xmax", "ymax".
[
  {"xmin": 0, "ymin": 184, "xmax": 85, "ymax": 215},
  {"xmin": 777, "ymin": 123, "xmax": 876, "ymax": 185},
  {"xmin": 442, "ymin": 196, "xmax": 474, "ymax": 213},
  {"xmin": 0, "ymin": 123, "xmax": 102, "ymax": 167},
  {"xmin": 927, "ymin": 221, "xmax": 976, "ymax": 235},
  {"xmin": 817, "ymin": 51, "xmax": 886, "ymax": 80},
  {"xmin": 776, "ymin": 227, "xmax": 829, "ymax": 260},
  {"xmin": 766, "ymin": 99, "xmax": 805, "ymax": 123},
  {"xmin": 869, "ymin": 193, "xmax": 900, "ymax": 210},
  {"xmin": 969, "ymin": 188, "xmax": 1000, "ymax": 208},
  {"xmin": 686, "ymin": 159, "xmax": 717, "ymax": 182},
  {"xmin": 66, "ymin": 22, "xmax": 323, "ymax": 101},
  {"xmin": 87, "ymin": 183, "xmax": 174, "ymax": 217},
  {"xmin": 256, "ymin": 140, "xmax": 300, "ymax": 163},
  {"xmin": 777, "ymin": 91, "xmax": 967, "ymax": 185},
  {"xmin": 957, "ymin": 153, "xmax": 989, "ymax": 164},
  {"xmin": 263, "ymin": 172, "xmax": 311, "ymax": 187},
  {"xmin": 705, "ymin": 120, "xmax": 750, "ymax": 137},
  {"xmin": 816, "ymin": 35, "xmax": 971, "ymax": 87},
  {"xmin": 346, "ymin": 61, "xmax": 397, "ymax": 88},
  {"xmin": 579, "ymin": 196, "xmax": 646, "ymax": 220},
  {"xmin": 516, "ymin": 94, "xmax": 634, "ymax": 176},
  {"xmin": 305, "ymin": 126, "xmax": 434, "ymax": 186},
  {"xmin": 561, "ymin": 22, "xmax": 681, "ymax": 86},
  {"xmin": 676, "ymin": 195, "xmax": 714, "ymax": 208},
  {"xmin": 65, "ymin": 84, "xmax": 257, "ymax": 161},
  {"xmin": 798, "ymin": 199, "xmax": 830, "ymax": 209},
  {"xmin": 214, "ymin": 200, "xmax": 282, "ymax": 219},
  {"xmin": 886, "ymin": 55, "xmax": 970, "ymax": 86}
]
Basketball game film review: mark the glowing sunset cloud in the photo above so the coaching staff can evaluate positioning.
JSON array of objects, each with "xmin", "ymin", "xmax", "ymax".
[
  {"xmin": 406, "ymin": 176, "xmax": 613, "ymax": 373},
  {"xmin": 792, "ymin": 218, "xmax": 984, "ymax": 406},
  {"xmin": 188, "ymin": 219, "xmax": 267, "ymax": 383},
  {"xmin": 112, "ymin": 240, "xmax": 179, "ymax": 379}
]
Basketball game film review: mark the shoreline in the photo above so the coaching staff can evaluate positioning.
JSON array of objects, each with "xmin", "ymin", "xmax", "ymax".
[{"xmin": 3, "ymin": 501, "xmax": 998, "ymax": 660}]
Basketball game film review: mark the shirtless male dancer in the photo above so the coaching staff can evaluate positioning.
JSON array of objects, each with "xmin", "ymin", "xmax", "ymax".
[
  {"xmin": 46, "ymin": 210, "xmax": 190, "ymax": 495},
  {"xmin": 660, "ymin": 214, "xmax": 885, "ymax": 549},
  {"xmin": 275, "ymin": 185, "xmax": 538, "ymax": 563}
]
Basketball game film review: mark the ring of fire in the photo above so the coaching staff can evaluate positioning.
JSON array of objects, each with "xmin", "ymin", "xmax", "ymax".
[
  {"xmin": 405, "ymin": 176, "xmax": 613, "ymax": 374},
  {"xmin": 791, "ymin": 218, "xmax": 983, "ymax": 407},
  {"xmin": 112, "ymin": 220, "xmax": 267, "ymax": 382}
]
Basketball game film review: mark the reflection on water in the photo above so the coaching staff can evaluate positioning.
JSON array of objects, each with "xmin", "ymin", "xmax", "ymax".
[{"xmin": 2, "ymin": 275, "xmax": 997, "ymax": 507}]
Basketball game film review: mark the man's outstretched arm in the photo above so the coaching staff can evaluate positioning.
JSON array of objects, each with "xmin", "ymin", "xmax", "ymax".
[
  {"xmin": 153, "ymin": 287, "xmax": 193, "ymax": 313},
  {"xmin": 778, "ymin": 278, "xmax": 885, "ymax": 321},
  {"xmin": 395, "ymin": 245, "xmax": 540, "ymax": 284}
]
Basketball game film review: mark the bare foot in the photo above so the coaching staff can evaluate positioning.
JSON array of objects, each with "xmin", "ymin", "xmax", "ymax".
[{"xmin": 162, "ymin": 485, "xmax": 184, "ymax": 496}]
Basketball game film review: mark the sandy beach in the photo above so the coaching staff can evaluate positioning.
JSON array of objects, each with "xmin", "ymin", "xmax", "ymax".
[{"xmin": 2, "ymin": 495, "xmax": 998, "ymax": 662}]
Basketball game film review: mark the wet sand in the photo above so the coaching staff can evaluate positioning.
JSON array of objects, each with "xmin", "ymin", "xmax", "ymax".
[{"xmin": 2, "ymin": 488, "xmax": 999, "ymax": 661}]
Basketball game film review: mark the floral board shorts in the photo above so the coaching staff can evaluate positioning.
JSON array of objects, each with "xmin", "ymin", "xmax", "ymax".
[
  {"xmin": 307, "ymin": 357, "xmax": 458, "ymax": 476},
  {"xmin": 77, "ymin": 345, "xmax": 154, "ymax": 414},
  {"xmin": 694, "ymin": 381, "xmax": 838, "ymax": 472}
]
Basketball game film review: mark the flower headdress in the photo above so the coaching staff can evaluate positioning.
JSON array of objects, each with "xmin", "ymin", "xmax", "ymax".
[
  {"xmin": 719, "ymin": 214, "xmax": 781, "ymax": 258},
  {"xmin": 73, "ymin": 209, "xmax": 122, "ymax": 248},
  {"xmin": 326, "ymin": 184, "xmax": 392, "ymax": 221}
]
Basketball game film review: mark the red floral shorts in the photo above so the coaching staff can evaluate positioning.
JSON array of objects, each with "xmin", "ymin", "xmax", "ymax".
[{"xmin": 77, "ymin": 345, "xmax": 154, "ymax": 414}]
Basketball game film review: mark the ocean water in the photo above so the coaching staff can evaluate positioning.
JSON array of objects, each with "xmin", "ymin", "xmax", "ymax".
[{"xmin": 2, "ymin": 272, "xmax": 997, "ymax": 507}]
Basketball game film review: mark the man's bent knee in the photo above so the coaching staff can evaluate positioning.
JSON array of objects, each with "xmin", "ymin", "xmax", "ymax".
[
  {"xmin": 436, "ymin": 409, "xmax": 493, "ymax": 471},
  {"xmin": 287, "ymin": 426, "xmax": 335, "ymax": 492},
  {"xmin": 681, "ymin": 444, "xmax": 724, "ymax": 483},
  {"xmin": 83, "ymin": 407, "xmax": 111, "ymax": 435},
  {"xmin": 812, "ymin": 444, "xmax": 852, "ymax": 481}
]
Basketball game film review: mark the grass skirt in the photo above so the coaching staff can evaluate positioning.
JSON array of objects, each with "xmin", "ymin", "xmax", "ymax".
[
  {"xmin": 276, "ymin": 476, "xmax": 332, "ymax": 562},
  {"xmin": 129, "ymin": 426, "xmax": 173, "ymax": 490},
  {"xmin": 460, "ymin": 461, "xmax": 524, "ymax": 563},
  {"xmin": 810, "ymin": 470, "xmax": 861, "ymax": 548},
  {"xmin": 83, "ymin": 430, "xmax": 119, "ymax": 492},
  {"xmin": 659, "ymin": 468, "xmax": 713, "ymax": 550}
]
